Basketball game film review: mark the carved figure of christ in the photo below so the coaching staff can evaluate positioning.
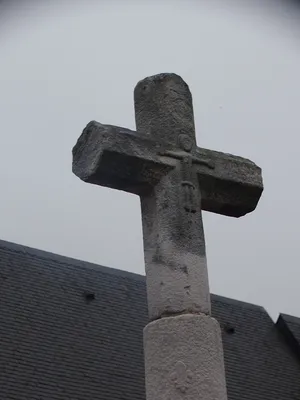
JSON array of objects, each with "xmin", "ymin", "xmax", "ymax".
[{"xmin": 72, "ymin": 73, "xmax": 263, "ymax": 321}]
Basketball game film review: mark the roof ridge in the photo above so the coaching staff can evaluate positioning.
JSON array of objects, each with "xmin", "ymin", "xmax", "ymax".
[
  {"xmin": 279, "ymin": 313, "xmax": 300, "ymax": 324},
  {"xmin": 0, "ymin": 238, "xmax": 145, "ymax": 282}
]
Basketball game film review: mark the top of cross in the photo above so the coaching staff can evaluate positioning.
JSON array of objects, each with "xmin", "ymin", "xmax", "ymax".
[{"xmin": 134, "ymin": 73, "xmax": 196, "ymax": 149}]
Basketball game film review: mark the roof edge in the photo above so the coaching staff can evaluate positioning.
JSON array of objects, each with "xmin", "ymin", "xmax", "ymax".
[
  {"xmin": 210, "ymin": 293, "xmax": 266, "ymax": 312},
  {"xmin": 0, "ymin": 238, "xmax": 146, "ymax": 282},
  {"xmin": 0, "ymin": 238, "xmax": 295, "ymax": 323},
  {"xmin": 279, "ymin": 313, "xmax": 300, "ymax": 324}
]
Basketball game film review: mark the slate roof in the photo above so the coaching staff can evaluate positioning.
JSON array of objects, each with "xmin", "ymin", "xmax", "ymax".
[
  {"xmin": 277, "ymin": 313, "xmax": 300, "ymax": 361},
  {"xmin": 0, "ymin": 238, "xmax": 299, "ymax": 400}
]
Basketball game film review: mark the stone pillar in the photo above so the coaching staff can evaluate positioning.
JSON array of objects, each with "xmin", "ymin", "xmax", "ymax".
[{"xmin": 144, "ymin": 314, "xmax": 228, "ymax": 400}]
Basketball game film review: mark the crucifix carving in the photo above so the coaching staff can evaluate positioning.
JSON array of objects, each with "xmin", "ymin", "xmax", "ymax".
[
  {"xmin": 159, "ymin": 137, "xmax": 214, "ymax": 214},
  {"xmin": 72, "ymin": 73, "xmax": 263, "ymax": 321}
]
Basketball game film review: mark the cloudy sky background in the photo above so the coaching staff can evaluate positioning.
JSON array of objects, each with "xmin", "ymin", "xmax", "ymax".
[{"xmin": 0, "ymin": 0, "xmax": 300, "ymax": 320}]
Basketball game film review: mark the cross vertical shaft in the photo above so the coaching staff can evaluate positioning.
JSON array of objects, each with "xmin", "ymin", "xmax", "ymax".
[
  {"xmin": 135, "ymin": 74, "xmax": 228, "ymax": 400},
  {"xmin": 140, "ymin": 168, "xmax": 210, "ymax": 320}
]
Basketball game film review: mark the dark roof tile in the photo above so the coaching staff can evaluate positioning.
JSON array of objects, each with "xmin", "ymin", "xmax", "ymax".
[
  {"xmin": 276, "ymin": 313, "xmax": 300, "ymax": 360},
  {"xmin": 0, "ymin": 239, "xmax": 299, "ymax": 400}
]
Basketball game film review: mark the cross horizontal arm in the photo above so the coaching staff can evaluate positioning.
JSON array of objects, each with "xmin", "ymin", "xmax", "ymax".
[
  {"xmin": 192, "ymin": 147, "xmax": 263, "ymax": 217},
  {"xmin": 72, "ymin": 121, "xmax": 174, "ymax": 195}
]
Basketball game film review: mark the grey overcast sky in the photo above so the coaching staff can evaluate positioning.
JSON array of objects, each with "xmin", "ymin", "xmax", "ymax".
[{"xmin": 0, "ymin": 0, "xmax": 300, "ymax": 320}]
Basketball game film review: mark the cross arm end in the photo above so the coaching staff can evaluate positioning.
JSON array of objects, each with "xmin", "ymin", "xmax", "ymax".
[
  {"xmin": 72, "ymin": 121, "xmax": 173, "ymax": 194},
  {"xmin": 195, "ymin": 148, "xmax": 264, "ymax": 218}
]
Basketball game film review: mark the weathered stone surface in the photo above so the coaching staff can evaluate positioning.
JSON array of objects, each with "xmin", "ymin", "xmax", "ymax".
[
  {"xmin": 72, "ymin": 73, "xmax": 264, "ymax": 321},
  {"xmin": 72, "ymin": 122, "xmax": 263, "ymax": 217},
  {"xmin": 144, "ymin": 314, "xmax": 228, "ymax": 400},
  {"xmin": 134, "ymin": 73, "xmax": 196, "ymax": 147},
  {"xmin": 72, "ymin": 122, "xmax": 174, "ymax": 194},
  {"xmin": 145, "ymin": 252, "xmax": 210, "ymax": 320}
]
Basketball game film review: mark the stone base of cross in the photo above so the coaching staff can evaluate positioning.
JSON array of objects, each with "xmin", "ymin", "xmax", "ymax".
[{"xmin": 72, "ymin": 73, "xmax": 263, "ymax": 400}]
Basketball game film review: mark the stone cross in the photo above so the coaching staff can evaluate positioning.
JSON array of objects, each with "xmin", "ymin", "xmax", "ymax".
[{"xmin": 72, "ymin": 73, "xmax": 263, "ymax": 400}]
